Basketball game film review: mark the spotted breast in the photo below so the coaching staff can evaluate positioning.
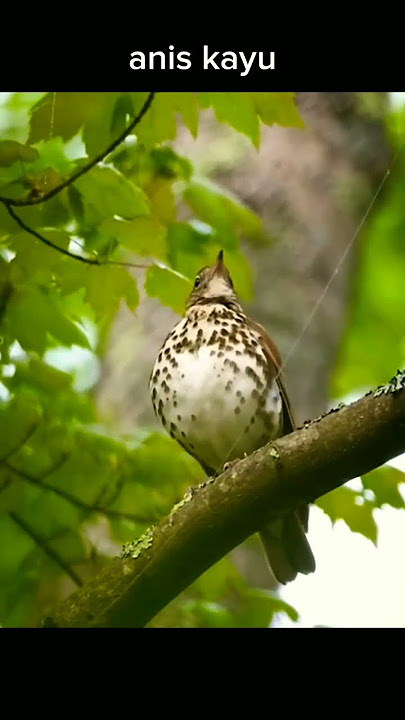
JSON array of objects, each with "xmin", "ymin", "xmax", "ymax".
[{"xmin": 150, "ymin": 303, "xmax": 283, "ymax": 474}]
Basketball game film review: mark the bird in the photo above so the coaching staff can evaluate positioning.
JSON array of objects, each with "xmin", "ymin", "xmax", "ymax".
[{"xmin": 150, "ymin": 250, "xmax": 315, "ymax": 583}]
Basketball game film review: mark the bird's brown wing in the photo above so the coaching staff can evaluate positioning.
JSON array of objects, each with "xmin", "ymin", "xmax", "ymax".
[
  {"xmin": 246, "ymin": 317, "xmax": 296, "ymax": 435},
  {"xmin": 243, "ymin": 319, "xmax": 315, "ymax": 582}
]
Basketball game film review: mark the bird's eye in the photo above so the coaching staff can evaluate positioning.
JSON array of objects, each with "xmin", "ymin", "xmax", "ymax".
[{"xmin": 194, "ymin": 276, "xmax": 201, "ymax": 288}]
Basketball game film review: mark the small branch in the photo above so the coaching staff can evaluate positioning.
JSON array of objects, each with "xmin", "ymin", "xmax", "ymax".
[
  {"xmin": 40, "ymin": 376, "xmax": 405, "ymax": 628},
  {"xmin": 0, "ymin": 92, "xmax": 155, "ymax": 207},
  {"xmin": 3, "ymin": 461, "xmax": 156, "ymax": 525},
  {"xmin": 104, "ymin": 260, "xmax": 152, "ymax": 269},
  {"xmin": 5, "ymin": 204, "xmax": 102, "ymax": 265},
  {"xmin": 9, "ymin": 510, "xmax": 84, "ymax": 587},
  {"xmin": 4, "ymin": 203, "xmax": 153, "ymax": 269}
]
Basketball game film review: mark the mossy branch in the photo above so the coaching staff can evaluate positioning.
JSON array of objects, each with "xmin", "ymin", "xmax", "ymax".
[{"xmin": 41, "ymin": 372, "xmax": 405, "ymax": 628}]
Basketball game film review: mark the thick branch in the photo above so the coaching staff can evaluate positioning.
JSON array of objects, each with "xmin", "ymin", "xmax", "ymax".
[{"xmin": 41, "ymin": 379, "xmax": 405, "ymax": 628}]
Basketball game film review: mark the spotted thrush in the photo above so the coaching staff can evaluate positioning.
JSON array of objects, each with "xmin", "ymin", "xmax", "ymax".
[{"xmin": 150, "ymin": 251, "xmax": 315, "ymax": 583}]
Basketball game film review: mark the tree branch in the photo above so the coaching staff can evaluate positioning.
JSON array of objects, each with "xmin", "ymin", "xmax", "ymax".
[
  {"xmin": 41, "ymin": 375, "xmax": 405, "ymax": 628},
  {"xmin": 4, "ymin": 203, "xmax": 152, "ymax": 268},
  {"xmin": 0, "ymin": 92, "xmax": 155, "ymax": 207}
]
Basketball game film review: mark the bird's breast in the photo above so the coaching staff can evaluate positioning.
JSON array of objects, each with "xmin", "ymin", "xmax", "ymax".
[{"xmin": 150, "ymin": 307, "xmax": 283, "ymax": 474}]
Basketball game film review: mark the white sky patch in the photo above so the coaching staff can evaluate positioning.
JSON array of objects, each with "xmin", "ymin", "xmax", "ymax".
[
  {"xmin": 44, "ymin": 346, "xmax": 100, "ymax": 392},
  {"xmin": 390, "ymin": 92, "xmax": 405, "ymax": 108},
  {"xmin": 278, "ymin": 504, "xmax": 405, "ymax": 628},
  {"xmin": 0, "ymin": 381, "xmax": 10, "ymax": 401}
]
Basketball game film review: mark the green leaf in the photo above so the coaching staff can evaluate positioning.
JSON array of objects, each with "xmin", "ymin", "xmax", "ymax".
[
  {"xmin": 144, "ymin": 265, "xmax": 191, "ymax": 315},
  {"xmin": 67, "ymin": 185, "xmax": 85, "ymax": 224},
  {"xmin": 362, "ymin": 466, "xmax": 405, "ymax": 509},
  {"xmin": 28, "ymin": 93, "xmax": 86, "ymax": 144},
  {"xmin": 84, "ymin": 265, "xmax": 139, "ymax": 319},
  {"xmin": 165, "ymin": 223, "xmax": 253, "ymax": 302},
  {"xmin": 8, "ymin": 230, "xmax": 71, "ymax": 286},
  {"xmin": 235, "ymin": 589, "xmax": 298, "ymax": 628},
  {"xmin": 0, "ymin": 393, "xmax": 43, "ymax": 460},
  {"xmin": 110, "ymin": 94, "xmax": 135, "ymax": 136},
  {"xmin": 316, "ymin": 486, "xmax": 378, "ymax": 544},
  {"xmin": 75, "ymin": 166, "xmax": 149, "ymax": 221},
  {"xmin": 133, "ymin": 93, "xmax": 178, "ymax": 147},
  {"xmin": 5, "ymin": 359, "xmax": 94, "ymax": 423},
  {"xmin": 198, "ymin": 93, "xmax": 304, "ymax": 145},
  {"xmin": 180, "ymin": 599, "xmax": 236, "ymax": 627},
  {"xmin": 0, "ymin": 515, "xmax": 34, "ymax": 580},
  {"xmin": 101, "ymin": 217, "xmax": 167, "ymax": 259},
  {"xmin": 331, "ymin": 141, "xmax": 405, "ymax": 397},
  {"xmin": 251, "ymin": 92, "xmax": 305, "ymax": 128},
  {"xmin": 16, "ymin": 356, "xmax": 73, "ymax": 393},
  {"xmin": 28, "ymin": 92, "xmax": 123, "ymax": 150},
  {"xmin": 29, "ymin": 137, "xmax": 77, "ymax": 176},
  {"xmin": 200, "ymin": 92, "xmax": 260, "ymax": 147},
  {"xmin": 169, "ymin": 92, "xmax": 199, "ymax": 137},
  {"xmin": 149, "ymin": 146, "xmax": 192, "ymax": 181},
  {"xmin": 6, "ymin": 286, "xmax": 90, "ymax": 353},
  {"xmin": 183, "ymin": 177, "xmax": 267, "ymax": 248},
  {"xmin": 191, "ymin": 556, "xmax": 243, "ymax": 601},
  {"xmin": 24, "ymin": 491, "xmax": 82, "ymax": 536},
  {"xmin": 147, "ymin": 179, "xmax": 176, "ymax": 223},
  {"xmin": 82, "ymin": 93, "xmax": 124, "ymax": 157},
  {"xmin": 129, "ymin": 92, "xmax": 197, "ymax": 146},
  {"xmin": 0, "ymin": 140, "xmax": 39, "ymax": 167},
  {"xmin": 165, "ymin": 221, "xmax": 214, "ymax": 270}
]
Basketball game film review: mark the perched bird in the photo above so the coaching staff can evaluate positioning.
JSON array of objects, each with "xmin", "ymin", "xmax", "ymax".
[{"xmin": 150, "ymin": 250, "xmax": 315, "ymax": 583}]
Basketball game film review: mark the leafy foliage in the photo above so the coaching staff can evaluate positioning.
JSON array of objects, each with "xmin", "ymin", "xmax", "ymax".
[
  {"xmin": 0, "ymin": 91, "xmax": 299, "ymax": 627},
  {"xmin": 319, "ymin": 102, "xmax": 405, "ymax": 556},
  {"xmin": 316, "ymin": 464, "xmax": 405, "ymax": 547},
  {"xmin": 199, "ymin": 92, "xmax": 304, "ymax": 147},
  {"xmin": 331, "ymin": 109, "xmax": 405, "ymax": 398},
  {"xmin": 150, "ymin": 556, "xmax": 298, "ymax": 628}
]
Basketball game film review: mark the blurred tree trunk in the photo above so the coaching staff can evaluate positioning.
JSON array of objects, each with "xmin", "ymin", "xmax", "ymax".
[{"xmin": 96, "ymin": 92, "xmax": 390, "ymax": 589}]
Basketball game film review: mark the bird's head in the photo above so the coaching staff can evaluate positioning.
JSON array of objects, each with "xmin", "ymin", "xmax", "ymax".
[{"xmin": 186, "ymin": 250, "xmax": 241, "ymax": 311}]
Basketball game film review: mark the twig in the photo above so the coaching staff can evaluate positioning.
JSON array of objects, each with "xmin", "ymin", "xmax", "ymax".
[
  {"xmin": 5, "ymin": 204, "xmax": 102, "ymax": 265},
  {"xmin": 0, "ymin": 92, "xmax": 155, "ymax": 207},
  {"xmin": 4, "ymin": 203, "xmax": 153, "ymax": 269},
  {"xmin": 3, "ymin": 461, "xmax": 156, "ymax": 525},
  {"xmin": 9, "ymin": 510, "xmax": 84, "ymax": 587}
]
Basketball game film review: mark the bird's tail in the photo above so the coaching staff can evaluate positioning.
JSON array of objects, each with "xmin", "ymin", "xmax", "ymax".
[{"xmin": 259, "ymin": 512, "xmax": 316, "ymax": 584}]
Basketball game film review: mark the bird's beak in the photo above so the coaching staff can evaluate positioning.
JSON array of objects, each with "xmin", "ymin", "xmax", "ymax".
[{"xmin": 214, "ymin": 249, "xmax": 224, "ymax": 275}]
